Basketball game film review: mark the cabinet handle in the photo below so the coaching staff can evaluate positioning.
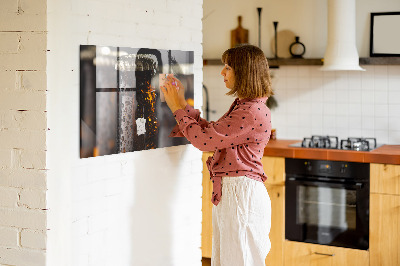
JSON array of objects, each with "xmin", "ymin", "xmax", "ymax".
[{"xmin": 314, "ymin": 252, "xmax": 335, "ymax": 257}]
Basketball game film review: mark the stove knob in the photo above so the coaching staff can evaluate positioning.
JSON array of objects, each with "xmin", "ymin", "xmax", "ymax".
[
  {"xmin": 305, "ymin": 162, "xmax": 312, "ymax": 171},
  {"xmin": 340, "ymin": 164, "xmax": 347, "ymax": 174}
]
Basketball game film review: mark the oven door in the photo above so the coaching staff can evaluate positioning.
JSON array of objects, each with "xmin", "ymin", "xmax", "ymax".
[{"xmin": 285, "ymin": 177, "xmax": 369, "ymax": 250}]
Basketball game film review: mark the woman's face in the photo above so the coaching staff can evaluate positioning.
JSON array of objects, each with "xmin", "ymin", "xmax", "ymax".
[{"xmin": 220, "ymin": 64, "xmax": 235, "ymax": 89}]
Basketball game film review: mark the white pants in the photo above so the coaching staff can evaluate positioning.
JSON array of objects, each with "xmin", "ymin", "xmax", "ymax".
[{"xmin": 212, "ymin": 176, "xmax": 271, "ymax": 266}]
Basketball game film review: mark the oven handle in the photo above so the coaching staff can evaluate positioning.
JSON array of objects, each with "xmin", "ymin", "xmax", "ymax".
[{"xmin": 286, "ymin": 177, "xmax": 364, "ymax": 189}]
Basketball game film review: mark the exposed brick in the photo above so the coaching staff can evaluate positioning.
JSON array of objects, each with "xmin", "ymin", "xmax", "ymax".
[
  {"xmin": 0, "ymin": 32, "xmax": 20, "ymax": 54},
  {"xmin": 11, "ymin": 148, "xmax": 22, "ymax": 169},
  {"xmin": 19, "ymin": 189, "xmax": 46, "ymax": 209},
  {"xmin": 0, "ymin": 90, "xmax": 46, "ymax": 111},
  {"xmin": 0, "ymin": 208, "xmax": 46, "ymax": 230},
  {"xmin": 0, "ymin": 52, "xmax": 47, "ymax": 71},
  {"xmin": 0, "ymin": 187, "xmax": 19, "ymax": 208},
  {"xmin": 0, "ymin": 168, "xmax": 47, "ymax": 189},
  {"xmin": 0, "ymin": 0, "xmax": 18, "ymax": 14},
  {"xmin": 0, "ymin": 149, "xmax": 11, "ymax": 169},
  {"xmin": 18, "ymin": 32, "xmax": 47, "ymax": 57},
  {"xmin": 20, "ymin": 149, "xmax": 46, "ymax": 170},
  {"xmin": 0, "ymin": 247, "xmax": 45, "ymax": 266},
  {"xmin": 0, "ymin": 32, "xmax": 47, "ymax": 71},
  {"xmin": 0, "ymin": 71, "xmax": 16, "ymax": 90},
  {"xmin": 0, "ymin": 13, "xmax": 46, "ymax": 32},
  {"xmin": 1, "ymin": 110, "xmax": 47, "ymax": 130},
  {"xmin": 0, "ymin": 129, "xmax": 46, "ymax": 150},
  {"xmin": 19, "ymin": 0, "xmax": 47, "ymax": 15},
  {"xmin": 16, "ymin": 71, "xmax": 47, "ymax": 91},
  {"xmin": 0, "ymin": 227, "xmax": 19, "ymax": 247},
  {"xmin": 20, "ymin": 229, "xmax": 46, "ymax": 249}
]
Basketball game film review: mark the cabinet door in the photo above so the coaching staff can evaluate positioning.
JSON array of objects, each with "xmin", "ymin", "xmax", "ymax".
[
  {"xmin": 264, "ymin": 185, "xmax": 284, "ymax": 266},
  {"xmin": 284, "ymin": 241, "xmax": 369, "ymax": 266},
  {"xmin": 261, "ymin": 156, "xmax": 285, "ymax": 185},
  {"xmin": 370, "ymin": 163, "xmax": 400, "ymax": 195},
  {"xmin": 370, "ymin": 193, "xmax": 400, "ymax": 266},
  {"xmin": 201, "ymin": 152, "xmax": 213, "ymax": 258}
]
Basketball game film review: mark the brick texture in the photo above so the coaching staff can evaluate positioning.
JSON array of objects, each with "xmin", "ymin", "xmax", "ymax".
[{"xmin": 0, "ymin": 0, "xmax": 47, "ymax": 264}]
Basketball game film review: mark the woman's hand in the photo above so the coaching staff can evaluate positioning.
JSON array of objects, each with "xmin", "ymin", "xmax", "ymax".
[
  {"xmin": 161, "ymin": 77, "xmax": 185, "ymax": 113},
  {"xmin": 170, "ymin": 76, "xmax": 187, "ymax": 108}
]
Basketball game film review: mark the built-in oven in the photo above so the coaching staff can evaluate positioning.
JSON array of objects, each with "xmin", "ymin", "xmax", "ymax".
[{"xmin": 285, "ymin": 158, "xmax": 370, "ymax": 250}]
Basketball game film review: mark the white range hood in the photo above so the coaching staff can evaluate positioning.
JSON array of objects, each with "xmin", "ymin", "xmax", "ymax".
[{"xmin": 320, "ymin": 0, "xmax": 365, "ymax": 71}]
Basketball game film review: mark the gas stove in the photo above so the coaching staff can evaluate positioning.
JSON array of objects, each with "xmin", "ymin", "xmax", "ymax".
[{"xmin": 289, "ymin": 135, "xmax": 381, "ymax": 151}]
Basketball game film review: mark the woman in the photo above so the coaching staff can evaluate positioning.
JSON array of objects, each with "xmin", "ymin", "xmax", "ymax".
[{"xmin": 161, "ymin": 44, "xmax": 273, "ymax": 266}]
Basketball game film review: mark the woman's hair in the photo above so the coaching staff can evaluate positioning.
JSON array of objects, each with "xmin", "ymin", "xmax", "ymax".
[{"xmin": 221, "ymin": 44, "xmax": 273, "ymax": 99}]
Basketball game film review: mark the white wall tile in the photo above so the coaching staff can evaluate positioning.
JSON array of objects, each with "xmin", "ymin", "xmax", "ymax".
[
  {"xmin": 374, "ymin": 77, "xmax": 388, "ymax": 91},
  {"xmin": 374, "ymin": 90, "xmax": 388, "ymax": 104},
  {"xmin": 389, "ymin": 117, "xmax": 400, "ymax": 131},
  {"xmin": 362, "ymin": 90, "xmax": 375, "ymax": 104},
  {"xmin": 388, "ymin": 91, "xmax": 400, "ymax": 104},
  {"xmin": 388, "ymin": 104, "xmax": 400, "ymax": 117},
  {"xmin": 205, "ymin": 65, "xmax": 400, "ymax": 145},
  {"xmin": 375, "ymin": 104, "xmax": 389, "ymax": 117},
  {"xmin": 388, "ymin": 131, "xmax": 400, "ymax": 143},
  {"xmin": 375, "ymin": 130, "xmax": 389, "ymax": 144}
]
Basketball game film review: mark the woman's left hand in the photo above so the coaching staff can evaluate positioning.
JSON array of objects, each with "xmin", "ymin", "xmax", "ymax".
[{"xmin": 161, "ymin": 77, "xmax": 184, "ymax": 113}]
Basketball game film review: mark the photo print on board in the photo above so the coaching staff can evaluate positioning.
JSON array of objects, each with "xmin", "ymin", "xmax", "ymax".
[{"xmin": 79, "ymin": 45, "xmax": 194, "ymax": 158}]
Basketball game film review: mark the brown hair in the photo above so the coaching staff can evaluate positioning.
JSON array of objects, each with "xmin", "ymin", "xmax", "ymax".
[{"xmin": 221, "ymin": 44, "xmax": 273, "ymax": 99}]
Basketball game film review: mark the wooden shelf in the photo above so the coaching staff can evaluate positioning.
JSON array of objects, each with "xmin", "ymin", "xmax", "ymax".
[
  {"xmin": 203, "ymin": 58, "xmax": 323, "ymax": 67},
  {"xmin": 359, "ymin": 57, "xmax": 400, "ymax": 65},
  {"xmin": 203, "ymin": 57, "xmax": 400, "ymax": 67},
  {"xmin": 268, "ymin": 58, "xmax": 322, "ymax": 67}
]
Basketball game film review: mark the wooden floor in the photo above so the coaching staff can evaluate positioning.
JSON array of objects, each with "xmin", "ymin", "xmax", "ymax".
[{"xmin": 202, "ymin": 257, "xmax": 211, "ymax": 266}]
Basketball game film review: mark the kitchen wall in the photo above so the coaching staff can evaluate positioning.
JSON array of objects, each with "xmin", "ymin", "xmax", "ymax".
[
  {"xmin": 0, "ymin": 0, "xmax": 48, "ymax": 265},
  {"xmin": 203, "ymin": 0, "xmax": 400, "ymax": 144},
  {"xmin": 1, "ymin": 0, "xmax": 203, "ymax": 265},
  {"xmin": 46, "ymin": 0, "xmax": 203, "ymax": 265}
]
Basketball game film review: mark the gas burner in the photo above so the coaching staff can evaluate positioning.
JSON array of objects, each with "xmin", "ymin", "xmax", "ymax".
[
  {"xmin": 301, "ymin": 135, "xmax": 339, "ymax": 149},
  {"xmin": 340, "ymin": 137, "xmax": 377, "ymax": 151},
  {"xmin": 290, "ymin": 136, "xmax": 380, "ymax": 151}
]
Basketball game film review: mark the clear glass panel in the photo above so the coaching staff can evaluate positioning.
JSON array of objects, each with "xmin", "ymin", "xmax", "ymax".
[{"xmin": 297, "ymin": 186, "xmax": 356, "ymax": 230}]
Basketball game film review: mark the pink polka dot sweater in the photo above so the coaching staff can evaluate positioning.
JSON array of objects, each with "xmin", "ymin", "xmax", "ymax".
[{"xmin": 169, "ymin": 97, "xmax": 272, "ymax": 206}]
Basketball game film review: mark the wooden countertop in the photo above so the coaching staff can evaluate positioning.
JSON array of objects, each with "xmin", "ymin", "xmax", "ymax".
[{"xmin": 263, "ymin": 139, "xmax": 400, "ymax": 165}]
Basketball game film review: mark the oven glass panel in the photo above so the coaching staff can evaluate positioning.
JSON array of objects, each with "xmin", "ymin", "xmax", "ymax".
[{"xmin": 297, "ymin": 186, "xmax": 357, "ymax": 230}]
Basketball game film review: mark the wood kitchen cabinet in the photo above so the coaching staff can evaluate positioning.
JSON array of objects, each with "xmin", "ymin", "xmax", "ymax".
[
  {"xmin": 201, "ymin": 154, "xmax": 286, "ymax": 266},
  {"xmin": 261, "ymin": 156, "xmax": 285, "ymax": 266},
  {"xmin": 370, "ymin": 163, "xmax": 400, "ymax": 195},
  {"xmin": 201, "ymin": 152, "xmax": 213, "ymax": 258},
  {"xmin": 370, "ymin": 163, "xmax": 400, "ymax": 266},
  {"xmin": 284, "ymin": 241, "xmax": 369, "ymax": 266}
]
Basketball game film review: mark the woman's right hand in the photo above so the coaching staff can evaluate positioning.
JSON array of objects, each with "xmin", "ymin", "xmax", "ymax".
[{"xmin": 168, "ymin": 76, "xmax": 187, "ymax": 108}]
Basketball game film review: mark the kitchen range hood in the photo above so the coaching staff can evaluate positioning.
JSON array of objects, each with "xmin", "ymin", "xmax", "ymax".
[{"xmin": 320, "ymin": 0, "xmax": 365, "ymax": 71}]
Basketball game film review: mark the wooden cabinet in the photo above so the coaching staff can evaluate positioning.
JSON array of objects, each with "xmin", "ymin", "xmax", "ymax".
[
  {"xmin": 370, "ymin": 163, "xmax": 400, "ymax": 195},
  {"xmin": 261, "ymin": 156, "xmax": 285, "ymax": 266},
  {"xmin": 264, "ymin": 184, "xmax": 284, "ymax": 266},
  {"xmin": 370, "ymin": 163, "xmax": 400, "ymax": 266},
  {"xmin": 261, "ymin": 156, "xmax": 285, "ymax": 186},
  {"xmin": 201, "ymin": 152, "xmax": 213, "ymax": 258},
  {"xmin": 284, "ymin": 241, "xmax": 369, "ymax": 266}
]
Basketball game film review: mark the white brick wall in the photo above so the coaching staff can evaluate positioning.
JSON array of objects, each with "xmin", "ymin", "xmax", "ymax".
[
  {"xmin": 0, "ymin": 0, "xmax": 48, "ymax": 265},
  {"xmin": 46, "ymin": 1, "xmax": 203, "ymax": 266}
]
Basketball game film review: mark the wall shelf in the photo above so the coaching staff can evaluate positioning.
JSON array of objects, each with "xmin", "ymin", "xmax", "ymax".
[
  {"xmin": 203, "ymin": 58, "xmax": 323, "ymax": 67},
  {"xmin": 359, "ymin": 57, "xmax": 400, "ymax": 65},
  {"xmin": 203, "ymin": 57, "xmax": 400, "ymax": 67}
]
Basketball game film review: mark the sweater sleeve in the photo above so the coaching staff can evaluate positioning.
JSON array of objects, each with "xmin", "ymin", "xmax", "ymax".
[
  {"xmin": 172, "ymin": 106, "xmax": 257, "ymax": 152},
  {"xmin": 169, "ymin": 104, "xmax": 210, "ymax": 137}
]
